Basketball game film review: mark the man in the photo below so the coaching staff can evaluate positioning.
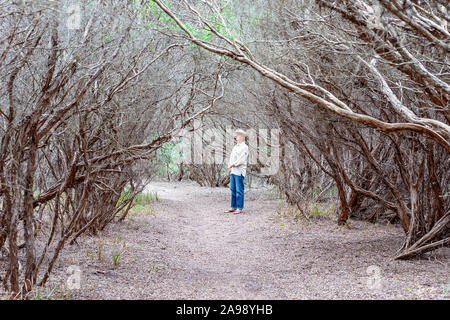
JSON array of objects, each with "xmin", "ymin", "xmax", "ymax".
[{"xmin": 225, "ymin": 129, "xmax": 249, "ymax": 214}]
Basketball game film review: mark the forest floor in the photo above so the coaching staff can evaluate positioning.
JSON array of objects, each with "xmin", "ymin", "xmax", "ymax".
[{"xmin": 3, "ymin": 181, "xmax": 449, "ymax": 299}]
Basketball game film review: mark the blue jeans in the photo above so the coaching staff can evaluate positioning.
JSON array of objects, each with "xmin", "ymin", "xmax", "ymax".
[{"xmin": 230, "ymin": 174, "xmax": 245, "ymax": 209}]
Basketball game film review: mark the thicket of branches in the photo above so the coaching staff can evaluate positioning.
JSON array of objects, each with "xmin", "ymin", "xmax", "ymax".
[
  {"xmin": 0, "ymin": 0, "xmax": 448, "ymax": 297},
  {"xmin": 150, "ymin": 0, "xmax": 449, "ymax": 260},
  {"xmin": 0, "ymin": 0, "xmax": 225, "ymax": 296}
]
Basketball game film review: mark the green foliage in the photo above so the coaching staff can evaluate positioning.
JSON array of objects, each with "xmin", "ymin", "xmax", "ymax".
[
  {"xmin": 116, "ymin": 189, "xmax": 159, "ymax": 216},
  {"xmin": 134, "ymin": 0, "xmax": 242, "ymax": 43},
  {"xmin": 97, "ymin": 238, "xmax": 104, "ymax": 261},
  {"xmin": 116, "ymin": 186, "xmax": 134, "ymax": 206},
  {"xmin": 278, "ymin": 199, "xmax": 336, "ymax": 223},
  {"xmin": 31, "ymin": 285, "xmax": 72, "ymax": 300},
  {"xmin": 308, "ymin": 202, "xmax": 335, "ymax": 219},
  {"xmin": 134, "ymin": 0, "xmax": 194, "ymax": 36},
  {"xmin": 33, "ymin": 286, "xmax": 55, "ymax": 300},
  {"xmin": 111, "ymin": 235, "xmax": 126, "ymax": 267},
  {"xmin": 155, "ymin": 141, "xmax": 180, "ymax": 178},
  {"xmin": 134, "ymin": 192, "xmax": 159, "ymax": 205},
  {"xmin": 112, "ymin": 252, "xmax": 122, "ymax": 265},
  {"xmin": 118, "ymin": 191, "xmax": 159, "ymax": 220}
]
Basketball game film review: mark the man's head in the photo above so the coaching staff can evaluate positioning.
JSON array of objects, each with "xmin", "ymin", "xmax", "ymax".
[{"xmin": 234, "ymin": 129, "xmax": 247, "ymax": 143}]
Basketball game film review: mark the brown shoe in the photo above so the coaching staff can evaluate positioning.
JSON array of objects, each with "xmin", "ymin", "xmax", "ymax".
[{"xmin": 224, "ymin": 209, "xmax": 237, "ymax": 213}]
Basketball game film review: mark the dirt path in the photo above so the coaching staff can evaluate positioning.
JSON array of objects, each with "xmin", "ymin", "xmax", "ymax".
[{"xmin": 44, "ymin": 182, "xmax": 449, "ymax": 299}]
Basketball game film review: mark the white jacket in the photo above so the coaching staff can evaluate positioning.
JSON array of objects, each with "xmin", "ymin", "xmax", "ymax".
[{"xmin": 228, "ymin": 142, "xmax": 249, "ymax": 177}]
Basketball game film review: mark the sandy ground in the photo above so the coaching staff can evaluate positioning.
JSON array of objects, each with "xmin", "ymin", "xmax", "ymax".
[{"xmin": 2, "ymin": 181, "xmax": 449, "ymax": 299}]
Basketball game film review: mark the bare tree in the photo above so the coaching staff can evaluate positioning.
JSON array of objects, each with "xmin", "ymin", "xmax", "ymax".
[
  {"xmin": 150, "ymin": 0, "xmax": 449, "ymax": 259},
  {"xmin": 0, "ymin": 0, "xmax": 222, "ymax": 296}
]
